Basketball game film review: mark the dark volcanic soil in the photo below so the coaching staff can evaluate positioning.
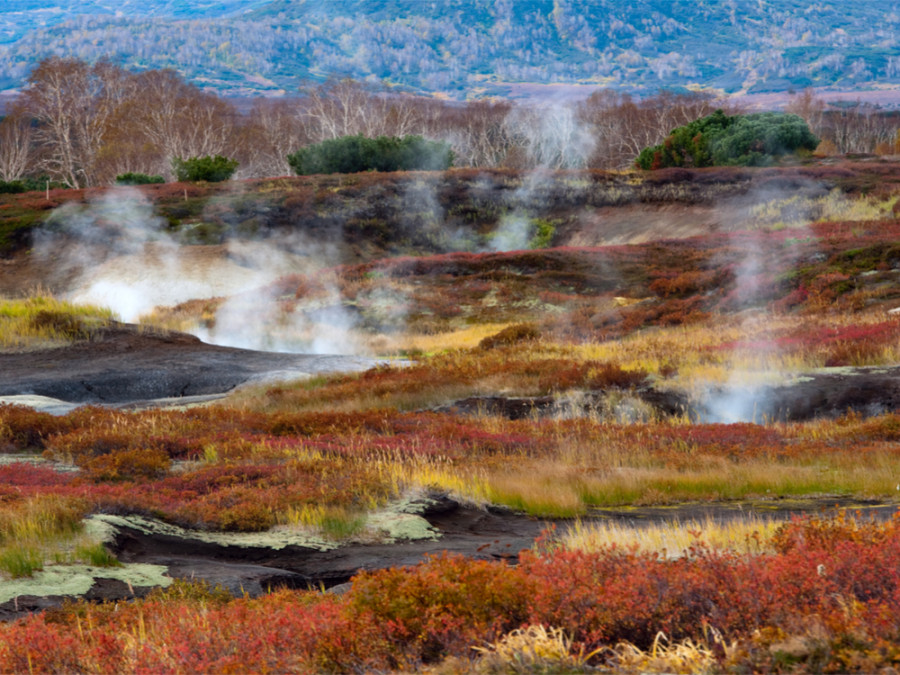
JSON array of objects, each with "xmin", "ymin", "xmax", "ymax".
[
  {"xmin": 0, "ymin": 324, "xmax": 377, "ymax": 404},
  {"xmin": 110, "ymin": 494, "xmax": 900, "ymax": 593},
  {"xmin": 437, "ymin": 367, "xmax": 900, "ymax": 424}
]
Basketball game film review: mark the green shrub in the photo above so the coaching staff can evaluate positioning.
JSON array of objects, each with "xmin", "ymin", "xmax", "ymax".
[
  {"xmin": 0, "ymin": 181, "xmax": 26, "ymax": 194},
  {"xmin": 115, "ymin": 172, "xmax": 165, "ymax": 186},
  {"xmin": 529, "ymin": 218, "xmax": 556, "ymax": 249},
  {"xmin": 172, "ymin": 155, "xmax": 239, "ymax": 182},
  {"xmin": 288, "ymin": 135, "xmax": 453, "ymax": 175},
  {"xmin": 636, "ymin": 110, "xmax": 818, "ymax": 169}
]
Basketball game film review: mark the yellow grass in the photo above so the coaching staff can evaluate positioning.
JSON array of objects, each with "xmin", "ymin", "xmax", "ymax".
[
  {"xmin": 475, "ymin": 453, "xmax": 900, "ymax": 513},
  {"xmin": 572, "ymin": 309, "xmax": 900, "ymax": 385},
  {"xmin": 750, "ymin": 188, "xmax": 899, "ymax": 229},
  {"xmin": 605, "ymin": 629, "xmax": 739, "ymax": 674},
  {"xmin": 562, "ymin": 514, "xmax": 780, "ymax": 557},
  {"xmin": 473, "ymin": 624, "xmax": 600, "ymax": 673},
  {"xmin": 0, "ymin": 295, "xmax": 116, "ymax": 351},
  {"xmin": 361, "ymin": 322, "xmax": 516, "ymax": 355}
]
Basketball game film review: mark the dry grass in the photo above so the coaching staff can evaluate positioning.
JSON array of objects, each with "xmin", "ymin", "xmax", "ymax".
[
  {"xmin": 361, "ymin": 322, "xmax": 517, "ymax": 356},
  {"xmin": 0, "ymin": 295, "xmax": 115, "ymax": 352},
  {"xmin": 473, "ymin": 624, "xmax": 600, "ymax": 673},
  {"xmin": 604, "ymin": 629, "xmax": 739, "ymax": 674},
  {"xmin": 562, "ymin": 514, "xmax": 780, "ymax": 557},
  {"xmin": 574, "ymin": 308, "xmax": 900, "ymax": 385},
  {"xmin": 749, "ymin": 188, "xmax": 899, "ymax": 230},
  {"xmin": 429, "ymin": 454, "xmax": 900, "ymax": 516}
]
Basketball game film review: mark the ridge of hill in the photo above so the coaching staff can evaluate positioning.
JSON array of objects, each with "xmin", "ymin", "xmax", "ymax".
[{"xmin": 0, "ymin": 0, "xmax": 899, "ymax": 98}]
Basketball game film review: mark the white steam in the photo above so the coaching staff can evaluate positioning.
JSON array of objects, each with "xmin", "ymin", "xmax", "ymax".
[
  {"xmin": 37, "ymin": 187, "xmax": 364, "ymax": 355},
  {"xmin": 699, "ymin": 180, "xmax": 825, "ymax": 423},
  {"xmin": 198, "ymin": 270, "xmax": 362, "ymax": 355},
  {"xmin": 488, "ymin": 101, "xmax": 595, "ymax": 252}
]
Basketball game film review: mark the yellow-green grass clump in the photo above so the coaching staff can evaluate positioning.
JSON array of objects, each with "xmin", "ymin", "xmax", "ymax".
[
  {"xmin": 0, "ymin": 494, "xmax": 105, "ymax": 578},
  {"xmin": 0, "ymin": 295, "xmax": 116, "ymax": 351}
]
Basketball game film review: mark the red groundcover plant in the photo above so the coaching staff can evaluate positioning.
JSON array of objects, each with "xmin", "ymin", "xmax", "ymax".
[{"xmin": 3, "ymin": 514, "xmax": 900, "ymax": 673}]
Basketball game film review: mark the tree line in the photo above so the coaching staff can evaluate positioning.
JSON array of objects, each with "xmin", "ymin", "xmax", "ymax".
[{"xmin": 0, "ymin": 57, "xmax": 898, "ymax": 188}]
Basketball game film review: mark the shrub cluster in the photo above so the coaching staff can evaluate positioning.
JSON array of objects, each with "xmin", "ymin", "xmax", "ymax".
[
  {"xmin": 287, "ymin": 134, "xmax": 454, "ymax": 175},
  {"xmin": 171, "ymin": 155, "xmax": 238, "ymax": 182},
  {"xmin": 0, "ymin": 176, "xmax": 61, "ymax": 194},
  {"xmin": 115, "ymin": 172, "xmax": 165, "ymax": 186},
  {"xmin": 636, "ymin": 110, "xmax": 819, "ymax": 169}
]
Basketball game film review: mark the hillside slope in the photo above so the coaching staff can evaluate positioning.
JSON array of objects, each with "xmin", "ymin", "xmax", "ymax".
[{"xmin": 0, "ymin": 0, "xmax": 898, "ymax": 97}]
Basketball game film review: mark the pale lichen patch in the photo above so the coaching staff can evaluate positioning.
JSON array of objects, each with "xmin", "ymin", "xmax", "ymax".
[
  {"xmin": 88, "ymin": 514, "xmax": 337, "ymax": 551},
  {"xmin": 0, "ymin": 563, "xmax": 171, "ymax": 603}
]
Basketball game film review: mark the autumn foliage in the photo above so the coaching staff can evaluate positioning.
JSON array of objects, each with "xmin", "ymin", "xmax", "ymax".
[{"xmin": 3, "ymin": 514, "xmax": 900, "ymax": 672}]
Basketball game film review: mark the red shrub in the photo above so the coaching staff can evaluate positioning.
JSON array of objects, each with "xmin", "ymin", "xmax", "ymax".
[{"xmin": 348, "ymin": 553, "xmax": 531, "ymax": 665}]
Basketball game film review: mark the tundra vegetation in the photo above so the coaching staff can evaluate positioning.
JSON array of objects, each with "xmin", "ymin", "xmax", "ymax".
[{"xmin": 1, "ymin": 157, "xmax": 900, "ymax": 671}]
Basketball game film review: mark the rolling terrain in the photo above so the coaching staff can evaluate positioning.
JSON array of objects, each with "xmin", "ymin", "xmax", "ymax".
[{"xmin": 2, "ymin": 162, "xmax": 900, "ymax": 671}]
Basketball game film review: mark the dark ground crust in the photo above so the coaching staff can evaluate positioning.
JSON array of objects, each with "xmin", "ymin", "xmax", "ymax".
[{"xmin": 0, "ymin": 324, "xmax": 377, "ymax": 403}]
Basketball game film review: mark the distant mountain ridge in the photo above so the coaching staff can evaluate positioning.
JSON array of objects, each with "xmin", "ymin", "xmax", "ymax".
[{"xmin": 0, "ymin": 0, "xmax": 898, "ymax": 99}]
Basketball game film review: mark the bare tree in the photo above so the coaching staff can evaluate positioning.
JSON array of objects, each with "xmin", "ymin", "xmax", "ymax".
[
  {"xmin": 0, "ymin": 110, "xmax": 34, "ymax": 182},
  {"xmin": 20, "ymin": 57, "xmax": 107, "ymax": 187},
  {"xmin": 786, "ymin": 88, "xmax": 827, "ymax": 139},
  {"xmin": 434, "ymin": 99, "xmax": 513, "ymax": 168},
  {"xmin": 503, "ymin": 101, "xmax": 595, "ymax": 169},
  {"xmin": 235, "ymin": 98, "xmax": 310, "ymax": 178},
  {"xmin": 579, "ymin": 89, "xmax": 724, "ymax": 168},
  {"xmin": 823, "ymin": 102, "xmax": 899, "ymax": 154},
  {"xmin": 299, "ymin": 78, "xmax": 433, "ymax": 142},
  {"xmin": 301, "ymin": 79, "xmax": 380, "ymax": 141},
  {"xmin": 123, "ymin": 69, "xmax": 237, "ymax": 179}
]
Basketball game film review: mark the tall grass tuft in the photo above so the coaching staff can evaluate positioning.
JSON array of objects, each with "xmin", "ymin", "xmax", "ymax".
[
  {"xmin": 0, "ymin": 295, "xmax": 115, "ymax": 351},
  {"xmin": 562, "ymin": 514, "xmax": 780, "ymax": 557},
  {"xmin": 0, "ymin": 547, "xmax": 43, "ymax": 578},
  {"xmin": 75, "ymin": 543, "xmax": 122, "ymax": 568},
  {"xmin": 284, "ymin": 504, "xmax": 366, "ymax": 540},
  {"xmin": 0, "ymin": 495, "xmax": 89, "ymax": 578}
]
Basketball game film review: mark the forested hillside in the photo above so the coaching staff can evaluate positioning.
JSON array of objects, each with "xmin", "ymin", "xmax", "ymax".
[{"xmin": 0, "ymin": 0, "xmax": 898, "ymax": 97}]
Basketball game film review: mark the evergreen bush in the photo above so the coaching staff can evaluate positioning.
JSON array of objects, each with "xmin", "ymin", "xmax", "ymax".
[
  {"xmin": 288, "ymin": 135, "xmax": 453, "ymax": 175},
  {"xmin": 172, "ymin": 155, "xmax": 239, "ymax": 182}
]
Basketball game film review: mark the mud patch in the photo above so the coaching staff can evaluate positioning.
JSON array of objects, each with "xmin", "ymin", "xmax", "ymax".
[
  {"xmin": 697, "ymin": 366, "xmax": 900, "ymax": 422},
  {"xmin": 106, "ymin": 494, "xmax": 899, "ymax": 595},
  {"xmin": 437, "ymin": 367, "xmax": 900, "ymax": 423},
  {"xmin": 434, "ymin": 386, "xmax": 690, "ymax": 421},
  {"xmin": 0, "ymin": 323, "xmax": 379, "ymax": 405},
  {"xmin": 4, "ymin": 494, "xmax": 897, "ymax": 620}
]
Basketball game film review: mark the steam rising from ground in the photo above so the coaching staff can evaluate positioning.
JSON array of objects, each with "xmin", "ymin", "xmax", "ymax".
[
  {"xmin": 700, "ymin": 180, "xmax": 827, "ymax": 423},
  {"xmin": 36, "ymin": 188, "xmax": 361, "ymax": 355},
  {"xmin": 196, "ymin": 266, "xmax": 362, "ymax": 355},
  {"xmin": 489, "ymin": 102, "xmax": 595, "ymax": 252}
]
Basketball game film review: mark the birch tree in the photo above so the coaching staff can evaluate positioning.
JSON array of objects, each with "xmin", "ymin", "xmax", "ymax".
[{"xmin": 0, "ymin": 111, "xmax": 34, "ymax": 182}]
